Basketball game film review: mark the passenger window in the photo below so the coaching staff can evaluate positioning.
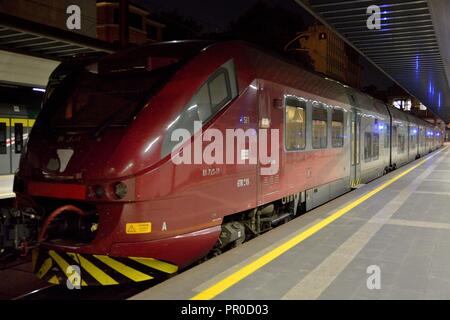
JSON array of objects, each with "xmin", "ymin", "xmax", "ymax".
[
  {"xmin": 364, "ymin": 132, "xmax": 372, "ymax": 161},
  {"xmin": 312, "ymin": 103, "xmax": 328, "ymax": 149},
  {"xmin": 285, "ymin": 98, "xmax": 306, "ymax": 150},
  {"xmin": 392, "ymin": 125, "xmax": 398, "ymax": 148},
  {"xmin": 373, "ymin": 132, "xmax": 379, "ymax": 160},
  {"xmin": 161, "ymin": 59, "xmax": 238, "ymax": 158},
  {"xmin": 410, "ymin": 127, "xmax": 416, "ymax": 149},
  {"xmin": 420, "ymin": 128, "xmax": 425, "ymax": 147},
  {"xmin": 384, "ymin": 123, "xmax": 390, "ymax": 149},
  {"xmin": 331, "ymin": 109, "xmax": 344, "ymax": 148},
  {"xmin": 398, "ymin": 133, "xmax": 405, "ymax": 154},
  {"xmin": 15, "ymin": 123, "xmax": 23, "ymax": 154},
  {"xmin": 0, "ymin": 123, "xmax": 6, "ymax": 154}
]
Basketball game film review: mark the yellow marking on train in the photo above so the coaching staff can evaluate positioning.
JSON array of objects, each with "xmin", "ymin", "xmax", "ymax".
[
  {"xmin": 130, "ymin": 257, "xmax": 178, "ymax": 274},
  {"xmin": 67, "ymin": 253, "xmax": 119, "ymax": 286},
  {"xmin": 0, "ymin": 118, "xmax": 35, "ymax": 127},
  {"xmin": 32, "ymin": 249, "xmax": 38, "ymax": 270},
  {"xmin": 94, "ymin": 255, "xmax": 153, "ymax": 282},
  {"xmin": 36, "ymin": 258, "xmax": 52, "ymax": 279},
  {"xmin": 11, "ymin": 118, "xmax": 28, "ymax": 126},
  {"xmin": 0, "ymin": 118, "xmax": 10, "ymax": 126},
  {"xmin": 48, "ymin": 275, "xmax": 60, "ymax": 284},
  {"xmin": 126, "ymin": 222, "xmax": 152, "ymax": 234},
  {"xmin": 48, "ymin": 250, "xmax": 87, "ymax": 286},
  {"xmin": 191, "ymin": 147, "xmax": 447, "ymax": 300}
]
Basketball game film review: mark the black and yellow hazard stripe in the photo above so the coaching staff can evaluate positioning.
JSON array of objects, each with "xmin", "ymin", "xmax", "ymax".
[
  {"xmin": 32, "ymin": 248, "xmax": 179, "ymax": 286},
  {"xmin": 351, "ymin": 177, "xmax": 362, "ymax": 188}
]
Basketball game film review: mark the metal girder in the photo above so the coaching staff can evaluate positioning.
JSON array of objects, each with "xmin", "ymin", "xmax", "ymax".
[
  {"xmin": 323, "ymin": 7, "xmax": 429, "ymax": 21},
  {"xmin": 318, "ymin": 1, "xmax": 428, "ymax": 15},
  {"xmin": 0, "ymin": 12, "xmax": 116, "ymax": 61},
  {"xmin": 338, "ymin": 19, "xmax": 433, "ymax": 30},
  {"xmin": 333, "ymin": 13, "xmax": 431, "ymax": 26}
]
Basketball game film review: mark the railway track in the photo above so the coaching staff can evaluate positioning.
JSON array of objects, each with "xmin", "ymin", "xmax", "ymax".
[{"xmin": 14, "ymin": 279, "xmax": 166, "ymax": 300}]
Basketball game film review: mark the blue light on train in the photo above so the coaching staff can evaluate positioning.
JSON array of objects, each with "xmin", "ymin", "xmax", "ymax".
[
  {"xmin": 378, "ymin": 124, "xmax": 384, "ymax": 131},
  {"xmin": 438, "ymin": 92, "xmax": 441, "ymax": 108}
]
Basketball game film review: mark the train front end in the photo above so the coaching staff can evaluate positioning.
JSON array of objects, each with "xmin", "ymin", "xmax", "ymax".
[{"xmin": 13, "ymin": 41, "xmax": 241, "ymax": 286}]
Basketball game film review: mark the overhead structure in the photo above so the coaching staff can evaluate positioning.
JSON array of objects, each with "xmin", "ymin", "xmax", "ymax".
[
  {"xmin": 0, "ymin": 12, "xmax": 116, "ymax": 61},
  {"xmin": 296, "ymin": 0, "xmax": 450, "ymax": 123}
]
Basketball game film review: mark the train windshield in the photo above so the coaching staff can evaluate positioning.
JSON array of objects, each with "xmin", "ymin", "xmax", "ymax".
[
  {"xmin": 45, "ymin": 41, "xmax": 213, "ymax": 131},
  {"xmin": 47, "ymin": 61, "xmax": 179, "ymax": 131}
]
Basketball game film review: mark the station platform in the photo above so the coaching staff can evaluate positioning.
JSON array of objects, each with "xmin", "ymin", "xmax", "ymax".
[
  {"xmin": 0, "ymin": 175, "xmax": 15, "ymax": 199},
  {"xmin": 131, "ymin": 145, "xmax": 450, "ymax": 300}
]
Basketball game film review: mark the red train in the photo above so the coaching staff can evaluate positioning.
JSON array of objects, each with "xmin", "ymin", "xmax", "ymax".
[{"xmin": 14, "ymin": 41, "xmax": 443, "ymax": 285}]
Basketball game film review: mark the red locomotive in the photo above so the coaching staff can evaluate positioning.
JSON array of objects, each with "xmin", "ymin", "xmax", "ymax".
[{"xmin": 14, "ymin": 41, "xmax": 442, "ymax": 285}]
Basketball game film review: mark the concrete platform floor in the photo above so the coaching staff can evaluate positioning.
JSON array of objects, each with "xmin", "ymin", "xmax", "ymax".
[{"xmin": 132, "ymin": 146, "xmax": 450, "ymax": 300}]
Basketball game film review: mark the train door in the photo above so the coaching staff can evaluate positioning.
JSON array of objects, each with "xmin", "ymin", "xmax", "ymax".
[
  {"xmin": 350, "ymin": 110, "xmax": 361, "ymax": 187},
  {"xmin": 11, "ymin": 119, "xmax": 27, "ymax": 173},
  {"xmin": 0, "ymin": 118, "xmax": 10, "ymax": 174},
  {"xmin": 257, "ymin": 83, "xmax": 281, "ymax": 206}
]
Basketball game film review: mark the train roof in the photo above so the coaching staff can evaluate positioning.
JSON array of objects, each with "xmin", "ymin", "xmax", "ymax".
[
  {"xmin": 95, "ymin": 40, "xmax": 439, "ymax": 129},
  {"xmin": 214, "ymin": 41, "xmax": 436, "ymax": 129}
]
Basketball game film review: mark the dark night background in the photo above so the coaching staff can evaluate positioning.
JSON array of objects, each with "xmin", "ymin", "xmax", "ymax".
[{"xmin": 132, "ymin": 0, "xmax": 401, "ymax": 99}]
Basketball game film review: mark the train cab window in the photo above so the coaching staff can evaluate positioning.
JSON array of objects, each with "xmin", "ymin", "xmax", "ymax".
[
  {"xmin": 14, "ymin": 123, "xmax": 23, "ymax": 154},
  {"xmin": 0, "ymin": 123, "xmax": 6, "ymax": 154},
  {"xmin": 209, "ymin": 72, "xmax": 231, "ymax": 113},
  {"xmin": 312, "ymin": 103, "xmax": 328, "ymax": 149},
  {"xmin": 195, "ymin": 84, "xmax": 212, "ymax": 121},
  {"xmin": 373, "ymin": 133, "xmax": 379, "ymax": 160},
  {"xmin": 364, "ymin": 132, "xmax": 372, "ymax": 161},
  {"xmin": 161, "ymin": 59, "xmax": 238, "ymax": 158},
  {"xmin": 285, "ymin": 98, "xmax": 306, "ymax": 150},
  {"xmin": 331, "ymin": 109, "xmax": 344, "ymax": 148}
]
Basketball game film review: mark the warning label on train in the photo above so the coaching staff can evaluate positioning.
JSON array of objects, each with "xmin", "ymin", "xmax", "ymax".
[{"xmin": 126, "ymin": 222, "xmax": 152, "ymax": 234}]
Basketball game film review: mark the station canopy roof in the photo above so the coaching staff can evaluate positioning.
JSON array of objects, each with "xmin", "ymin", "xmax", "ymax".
[
  {"xmin": 0, "ymin": 12, "xmax": 116, "ymax": 61},
  {"xmin": 297, "ymin": 0, "xmax": 450, "ymax": 123}
]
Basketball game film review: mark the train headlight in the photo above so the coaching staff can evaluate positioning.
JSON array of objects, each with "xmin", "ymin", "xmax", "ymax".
[{"xmin": 113, "ymin": 182, "xmax": 127, "ymax": 199}]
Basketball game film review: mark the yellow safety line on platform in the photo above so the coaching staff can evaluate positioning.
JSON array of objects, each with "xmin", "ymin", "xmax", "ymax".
[{"xmin": 191, "ymin": 147, "xmax": 448, "ymax": 300}]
